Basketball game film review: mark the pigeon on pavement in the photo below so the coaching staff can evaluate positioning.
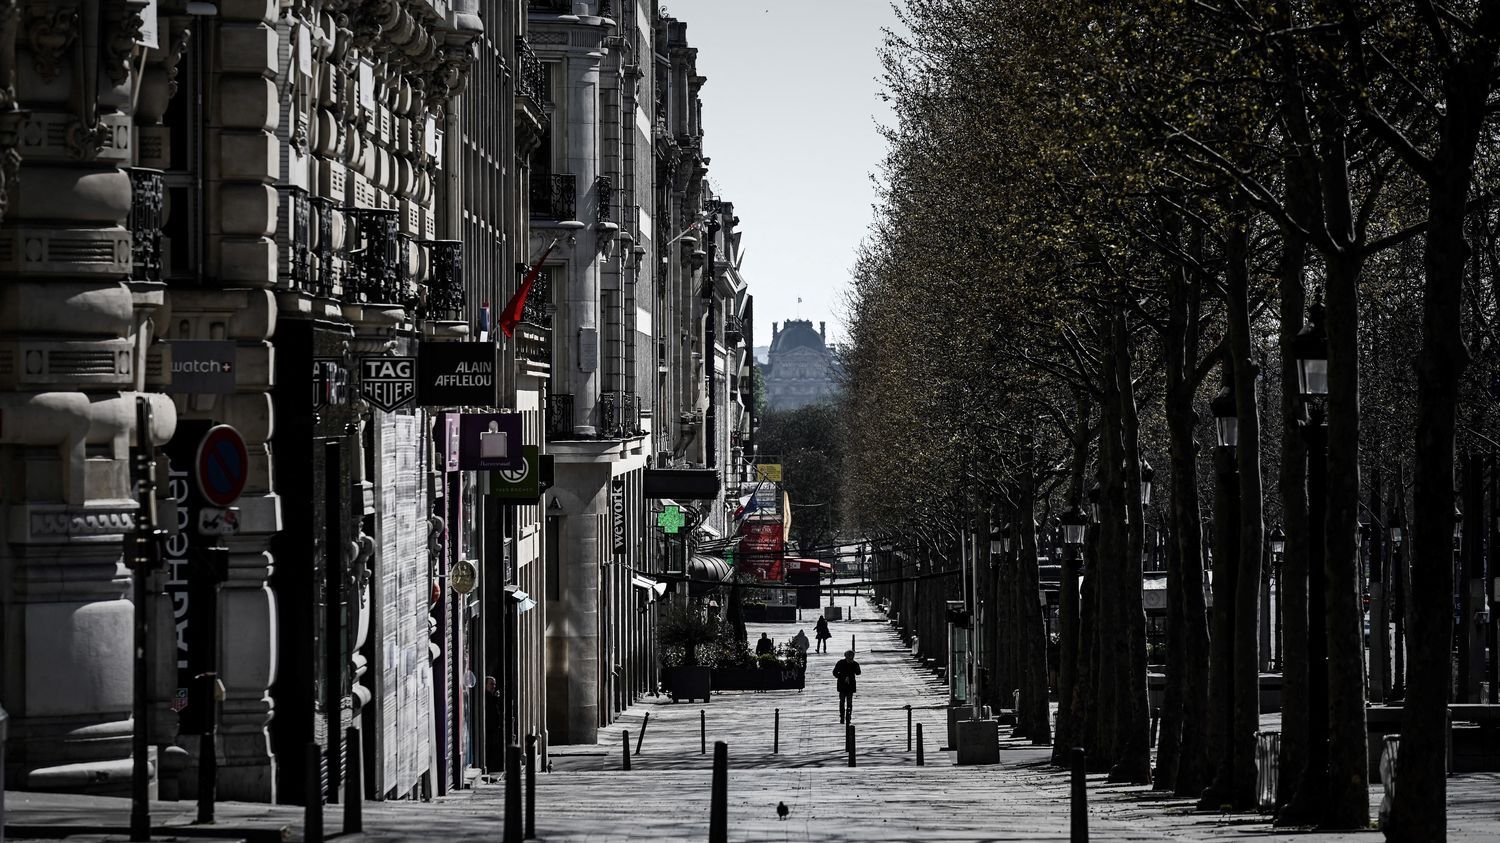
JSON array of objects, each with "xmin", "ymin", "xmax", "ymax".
[{"xmin": 777, "ymin": 801, "xmax": 789, "ymax": 820}]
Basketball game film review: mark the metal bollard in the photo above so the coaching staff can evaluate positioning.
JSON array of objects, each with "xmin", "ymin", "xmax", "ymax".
[
  {"xmin": 916, "ymin": 723, "xmax": 925, "ymax": 766},
  {"xmin": 905, "ymin": 704, "xmax": 913, "ymax": 751},
  {"xmin": 635, "ymin": 713, "xmax": 650, "ymax": 755},
  {"xmin": 851, "ymin": 634, "xmax": 856, "ymax": 653},
  {"xmin": 622, "ymin": 730, "xmax": 632, "ymax": 771},
  {"xmin": 774, "ymin": 709, "xmax": 780, "ymax": 754},
  {"xmin": 709, "ymin": 741, "xmax": 728, "ymax": 843},
  {"xmin": 304, "ymin": 743, "xmax": 324, "ymax": 843},
  {"xmin": 701, "ymin": 709, "xmax": 707, "ymax": 755},
  {"xmin": 1070, "ymin": 747, "xmax": 1088, "ymax": 842},
  {"xmin": 1, "ymin": 704, "xmax": 6, "ymax": 843},
  {"xmin": 525, "ymin": 735, "xmax": 538, "ymax": 840},
  {"xmin": 505, "ymin": 744, "xmax": 522, "ymax": 843},
  {"xmin": 846, "ymin": 724, "xmax": 856, "ymax": 767},
  {"xmin": 343, "ymin": 727, "xmax": 362, "ymax": 834}
]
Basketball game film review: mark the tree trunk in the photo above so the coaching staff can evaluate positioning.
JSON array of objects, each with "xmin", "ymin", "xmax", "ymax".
[
  {"xmin": 1227, "ymin": 211, "xmax": 1265, "ymax": 811},
  {"xmin": 1154, "ymin": 534, "xmax": 1185, "ymax": 790},
  {"xmin": 1162, "ymin": 237, "xmax": 1211, "ymax": 797},
  {"xmin": 1017, "ymin": 439, "xmax": 1052, "ymax": 744},
  {"xmin": 1388, "ymin": 53, "xmax": 1490, "ymax": 821},
  {"xmin": 1054, "ymin": 394, "xmax": 1093, "ymax": 763},
  {"xmin": 1199, "ymin": 432, "xmax": 1240, "ymax": 810},
  {"xmin": 1111, "ymin": 309, "xmax": 1152, "ymax": 785},
  {"xmin": 1320, "ymin": 243, "xmax": 1369, "ymax": 830}
]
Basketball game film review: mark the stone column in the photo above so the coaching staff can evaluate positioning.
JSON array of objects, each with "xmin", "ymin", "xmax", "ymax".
[
  {"xmin": 564, "ymin": 44, "xmax": 601, "ymax": 435},
  {"xmin": 0, "ymin": 0, "xmax": 177, "ymax": 793},
  {"xmin": 158, "ymin": 0, "xmax": 285, "ymax": 801}
]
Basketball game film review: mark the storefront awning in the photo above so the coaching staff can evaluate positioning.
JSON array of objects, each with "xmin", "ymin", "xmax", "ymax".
[{"xmin": 686, "ymin": 554, "xmax": 732, "ymax": 597}]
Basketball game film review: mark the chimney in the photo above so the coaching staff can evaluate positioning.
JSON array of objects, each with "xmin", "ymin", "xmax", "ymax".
[
  {"xmin": 819, "ymin": 321, "xmax": 826, "ymax": 342},
  {"xmin": 772, "ymin": 322, "xmax": 780, "ymax": 339}
]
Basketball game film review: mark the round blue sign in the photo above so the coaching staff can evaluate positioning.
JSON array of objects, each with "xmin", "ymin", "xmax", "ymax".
[{"xmin": 195, "ymin": 425, "xmax": 249, "ymax": 507}]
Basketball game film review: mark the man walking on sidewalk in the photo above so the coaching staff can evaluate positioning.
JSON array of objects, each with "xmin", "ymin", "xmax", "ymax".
[{"xmin": 833, "ymin": 650, "xmax": 861, "ymax": 724}]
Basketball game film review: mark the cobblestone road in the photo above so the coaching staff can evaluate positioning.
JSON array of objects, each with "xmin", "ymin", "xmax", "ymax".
[{"xmin": 6, "ymin": 594, "xmax": 1497, "ymax": 841}]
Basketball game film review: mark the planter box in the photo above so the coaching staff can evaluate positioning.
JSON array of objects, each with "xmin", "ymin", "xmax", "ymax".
[
  {"xmin": 741, "ymin": 604, "xmax": 798, "ymax": 623},
  {"xmin": 662, "ymin": 666, "xmax": 712, "ymax": 703},
  {"xmin": 711, "ymin": 666, "xmax": 805, "ymax": 691}
]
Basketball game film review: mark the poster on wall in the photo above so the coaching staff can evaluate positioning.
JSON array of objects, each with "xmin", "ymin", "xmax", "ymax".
[{"xmin": 739, "ymin": 520, "xmax": 785, "ymax": 582}]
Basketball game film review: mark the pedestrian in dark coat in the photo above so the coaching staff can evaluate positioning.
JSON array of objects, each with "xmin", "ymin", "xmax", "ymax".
[
  {"xmin": 832, "ymin": 650, "xmax": 861, "ymax": 723},
  {"xmin": 814, "ymin": 616, "xmax": 831, "ymax": 653}
]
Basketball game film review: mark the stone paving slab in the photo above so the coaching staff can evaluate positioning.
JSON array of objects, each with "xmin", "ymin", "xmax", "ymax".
[{"xmin": 7, "ymin": 595, "xmax": 1499, "ymax": 841}]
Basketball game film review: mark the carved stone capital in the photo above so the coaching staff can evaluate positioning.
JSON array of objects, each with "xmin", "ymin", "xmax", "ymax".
[{"xmin": 25, "ymin": 2, "xmax": 78, "ymax": 83}]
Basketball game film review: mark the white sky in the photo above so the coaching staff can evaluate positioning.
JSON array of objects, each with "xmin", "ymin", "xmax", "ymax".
[{"xmin": 661, "ymin": 0, "xmax": 903, "ymax": 347}]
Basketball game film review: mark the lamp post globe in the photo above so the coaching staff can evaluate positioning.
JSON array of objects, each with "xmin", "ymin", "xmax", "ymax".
[
  {"xmin": 1211, "ymin": 377, "xmax": 1239, "ymax": 448},
  {"xmin": 1061, "ymin": 504, "xmax": 1088, "ymax": 547},
  {"xmin": 1293, "ymin": 296, "xmax": 1330, "ymax": 397}
]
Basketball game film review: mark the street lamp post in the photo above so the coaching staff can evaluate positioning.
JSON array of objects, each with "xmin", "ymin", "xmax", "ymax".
[
  {"xmin": 1053, "ymin": 503, "xmax": 1088, "ymax": 763},
  {"xmin": 1200, "ymin": 360, "xmax": 1242, "ymax": 808},
  {"xmin": 1268, "ymin": 527, "xmax": 1286, "ymax": 671},
  {"xmin": 1388, "ymin": 519, "xmax": 1405, "ymax": 701},
  {"xmin": 1286, "ymin": 298, "xmax": 1330, "ymax": 818}
]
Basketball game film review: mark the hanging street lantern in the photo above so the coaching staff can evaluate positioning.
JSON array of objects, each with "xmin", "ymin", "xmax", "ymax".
[
  {"xmin": 1269, "ymin": 527, "xmax": 1286, "ymax": 556},
  {"xmin": 1061, "ymin": 504, "xmax": 1088, "ymax": 546},
  {"xmin": 1211, "ymin": 374, "xmax": 1239, "ymax": 449},
  {"xmin": 1293, "ymin": 296, "xmax": 1330, "ymax": 397}
]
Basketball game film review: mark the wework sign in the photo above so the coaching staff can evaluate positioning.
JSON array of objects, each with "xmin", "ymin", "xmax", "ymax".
[
  {"xmin": 418, "ymin": 343, "xmax": 497, "ymax": 407},
  {"xmin": 611, "ymin": 478, "xmax": 627, "ymax": 555}
]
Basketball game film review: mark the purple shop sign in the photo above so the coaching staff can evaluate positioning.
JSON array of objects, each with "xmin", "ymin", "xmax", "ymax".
[{"xmin": 458, "ymin": 412, "xmax": 523, "ymax": 471}]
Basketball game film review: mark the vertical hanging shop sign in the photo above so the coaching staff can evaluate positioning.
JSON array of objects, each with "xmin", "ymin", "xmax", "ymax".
[{"xmin": 611, "ymin": 478, "xmax": 627, "ymax": 555}]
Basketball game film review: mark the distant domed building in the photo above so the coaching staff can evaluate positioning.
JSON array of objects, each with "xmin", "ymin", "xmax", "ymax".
[{"xmin": 765, "ymin": 320, "xmax": 840, "ymax": 410}]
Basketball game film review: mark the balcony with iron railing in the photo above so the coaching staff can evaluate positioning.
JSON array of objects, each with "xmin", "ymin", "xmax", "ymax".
[
  {"xmin": 128, "ymin": 168, "xmax": 164, "ymax": 285},
  {"xmin": 546, "ymin": 392, "xmax": 574, "ymax": 440},
  {"xmin": 530, "ymin": 173, "xmax": 577, "ymax": 222},
  {"xmin": 515, "ymin": 37, "xmax": 550, "ymax": 105},
  {"xmin": 528, "ymin": 0, "xmax": 572, "ymax": 12},
  {"xmin": 595, "ymin": 175, "xmax": 613, "ymax": 225}
]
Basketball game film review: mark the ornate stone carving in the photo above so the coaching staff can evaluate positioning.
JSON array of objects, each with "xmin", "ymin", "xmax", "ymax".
[
  {"xmin": 1, "ymin": 0, "xmax": 20, "ymax": 110},
  {"xmin": 102, "ymin": 0, "xmax": 143, "ymax": 86},
  {"xmin": 25, "ymin": 3, "xmax": 78, "ymax": 82},
  {"xmin": 163, "ymin": 25, "xmax": 190, "ymax": 100},
  {"xmin": 27, "ymin": 504, "xmax": 138, "ymax": 542}
]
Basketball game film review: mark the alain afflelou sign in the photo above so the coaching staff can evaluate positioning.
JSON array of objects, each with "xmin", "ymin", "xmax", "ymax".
[{"xmin": 418, "ymin": 342, "xmax": 497, "ymax": 407}]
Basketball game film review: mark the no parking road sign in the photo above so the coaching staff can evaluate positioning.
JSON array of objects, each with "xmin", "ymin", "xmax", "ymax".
[{"xmin": 195, "ymin": 425, "xmax": 249, "ymax": 507}]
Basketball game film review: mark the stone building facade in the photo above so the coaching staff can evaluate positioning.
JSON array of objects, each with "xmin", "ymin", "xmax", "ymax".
[
  {"xmin": 764, "ymin": 319, "xmax": 839, "ymax": 410},
  {"xmin": 0, "ymin": 0, "xmax": 756, "ymax": 804}
]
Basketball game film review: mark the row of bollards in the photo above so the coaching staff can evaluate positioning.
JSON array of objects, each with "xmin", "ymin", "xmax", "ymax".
[
  {"xmin": 846, "ymin": 724, "xmax": 856, "ymax": 767},
  {"xmin": 302, "ymin": 728, "xmax": 368, "ymax": 843},
  {"xmin": 1071, "ymin": 747, "xmax": 1088, "ymax": 842},
  {"xmin": 709, "ymin": 741, "xmax": 728, "ymax": 843}
]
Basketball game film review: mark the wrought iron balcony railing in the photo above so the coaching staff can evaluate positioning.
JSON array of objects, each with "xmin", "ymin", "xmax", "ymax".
[
  {"xmin": 546, "ymin": 392, "xmax": 574, "ymax": 440},
  {"xmin": 516, "ymin": 37, "xmax": 550, "ymax": 104},
  {"xmin": 599, "ymin": 392, "xmax": 620, "ymax": 438},
  {"xmin": 280, "ymin": 185, "xmax": 313, "ymax": 291},
  {"xmin": 595, "ymin": 175, "xmax": 613, "ymax": 224},
  {"xmin": 528, "ymin": 0, "xmax": 571, "ymax": 12},
  {"xmin": 724, "ymin": 316, "xmax": 743, "ymax": 345},
  {"xmin": 518, "ymin": 262, "xmax": 552, "ymax": 327},
  {"xmin": 311, "ymin": 196, "xmax": 342, "ymax": 298},
  {"xmin": 345, "ymin": 207, "xmax": 400, "ymax": 304},
  {"xmin": 530, "ymin": 173, "xmax": 576, "ymax": 221},
  {"xmin": 422, "ymin": 239, "xmax": 465, "ymax": 320},
  {"xmin": 127, "ymin": 168, "xmax": 164, "ymax": 284}
]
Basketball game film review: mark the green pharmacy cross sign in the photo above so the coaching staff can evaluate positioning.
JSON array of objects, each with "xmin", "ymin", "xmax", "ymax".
[{"xmin": 657, "ymin": 505, "xmax": 685, "ymax": 534}]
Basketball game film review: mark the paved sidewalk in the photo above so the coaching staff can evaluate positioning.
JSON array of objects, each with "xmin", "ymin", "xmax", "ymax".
[{"xmin": 7, "ymin": 594, "xmax": 1499, "ymax": 840}]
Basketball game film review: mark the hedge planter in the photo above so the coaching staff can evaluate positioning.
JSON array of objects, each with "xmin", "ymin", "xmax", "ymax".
[
  {"xmin": 741, "ymin": 604, "xmax": 799, "ymax": 623},
  {"xmin": 662, "ymin": 666, "xmax": 712, "ymax": 703},
  {"xmin": 711, "ymin": 666, "xmax": 805, "ymax": 692}
]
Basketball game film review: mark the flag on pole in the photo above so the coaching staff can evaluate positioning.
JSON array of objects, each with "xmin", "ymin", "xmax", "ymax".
[{"xmin": 499, "ymin": 239, "xmax": 560, "ymax": 338}]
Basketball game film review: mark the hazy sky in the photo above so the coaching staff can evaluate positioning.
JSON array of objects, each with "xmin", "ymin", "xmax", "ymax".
[{"xmin": 662, "ymin": 0, "xmax": 903, "ymax": 347}]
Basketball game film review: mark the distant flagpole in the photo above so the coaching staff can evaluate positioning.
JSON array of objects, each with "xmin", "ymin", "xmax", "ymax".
[{"xmin": 498, "ymin": 238, "xmax": 560, "ymax": 338}]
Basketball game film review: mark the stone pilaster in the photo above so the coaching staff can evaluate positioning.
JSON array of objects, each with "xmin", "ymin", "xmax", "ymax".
[{"xmin": 0, "ymin": 0, "xmax": 176, "ymax": 794}]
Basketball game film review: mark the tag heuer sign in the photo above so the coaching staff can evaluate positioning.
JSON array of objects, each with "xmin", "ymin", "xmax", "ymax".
[{"xmin": 360, "ymin": 356, "xmax": 416, "ymax": 412}]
